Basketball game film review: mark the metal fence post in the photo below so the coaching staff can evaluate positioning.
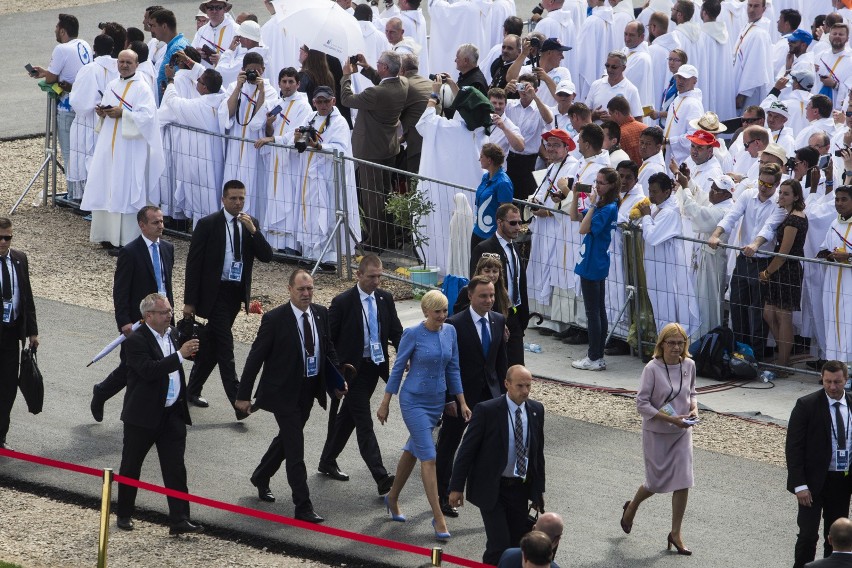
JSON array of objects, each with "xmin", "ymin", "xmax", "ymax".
[
  {"xmin": 336, "ymin": 152, "xmax": 353, "ymax": 281},
  {"xmin": 48, "ymin": 100, "xmax": 58, "ymax": 205},
  {"xmin": 332, "ymin": 149, "xmax": 343, "ymax": 278},
  {"xmin": 430, "ymin": 546, "xmax": 442, "ymax": 566},
  {"xmin": 97, "ymin": 468, "xmax": 114, "ymax": 568},
  {"xmin": 627, "ymin": 226, "xmax": 644, "ymax": 357}
]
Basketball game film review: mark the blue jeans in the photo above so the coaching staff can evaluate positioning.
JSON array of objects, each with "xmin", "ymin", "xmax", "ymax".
[{"xmin": 581, "ymin": 277, "xmax": 607, "ymax": 361}]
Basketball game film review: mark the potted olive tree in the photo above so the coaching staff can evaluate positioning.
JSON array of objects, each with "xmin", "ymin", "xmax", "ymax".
[{"xmin": 385, "ymin": 180, "xmax": 438, "ymax": 292}]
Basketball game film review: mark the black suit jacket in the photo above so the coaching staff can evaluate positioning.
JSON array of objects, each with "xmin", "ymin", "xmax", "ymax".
[
  {"xmin": 449, "ymin": 394, "xmax": 545, "ymax": 511},
  {"xmin": 786, "ymin": 389, "xmax": 852, "ymax": 497},
  {"xmin": 470, "ymin": 235, "xmax": 529, "ymax": 328},
  {"xmin": 805, "ymin": 552, "xmax": 852, "ymax": 567},
  {"xmin": 121, "ymin": 324, "xmax": 191, "ymax": 429},
  {"xmin": 113, "ymin": 235, "xmax": 174, "ymax": 330},
  {"xmin": 328, "ymin": 285, "xmax": 403, "ymax": 380},
  {"xmin": 446, "ymin": 308, "xmax": 507, "ymax": 406},
  {"xmin": 237, "ymin": 302, "xmax": 340, "ymax": 412},
  {"xmin": 183, "ymin": 209, "xmax": 273, "ymax": 318},
  {"xmin": 6, "ymin": 249, "xmax": 37, "ymax": 341}
]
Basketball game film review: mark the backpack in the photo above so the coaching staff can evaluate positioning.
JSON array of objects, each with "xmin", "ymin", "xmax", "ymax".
[{"xmin": 692, "ymin": 326, "xmax": 735, "ymax": 380}]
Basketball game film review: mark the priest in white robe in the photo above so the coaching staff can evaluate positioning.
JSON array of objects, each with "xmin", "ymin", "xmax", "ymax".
[
  {"xmin": 214, "ymin": 21, "xmax": 269, "ymax": 88},
  {"xmin": 260, "ymin": 1, "xmax": 300, "ymax": 84},
  {"xmin": 380, "ymin": 0, "xmax": 431, "ymax": 74},
  {"xmin": 732, "ymin": 3, "xmax": 773, "ymax": 111},
  {"xmin": 695, "ymin": 1, "xmax": 736, "ymax": 121},
  {"xmin": 533, "ymin": 0, "xmax": 579, "ymax": 87},
  {"xmin": 427, "ymin": 0, "xmax": 489, "ymax": 76},
  {"xmin": 191, "ymin": 2, "xmax": 238, "ymax": 69},
  {"xmin": 662, "ymin": 64, "xmax": 704, "ymax": 164},
  {"xmin": 819, "ymin": 185, "xmax": 852, "ymax": 363},
  {"xmin": 81, "ymin": 50, "xmax": 165, "ymax": 248},
  {"xmin": 637, "ymin": 125, "xmax": 666, "ymax": 192},
  {"xmin": 576, "ymin": 0, "xmax": 616, "ymax": 100},
  {"xmin": 670, "ymin": 0, "xmax": 701, "ymax": 63},
  {"xmin": 647, "ymin": 12, "xmax": 682, "ymax": 112},
  {"xmin": 621, "ymin": 23, "xmax": 655, "ymax": 109}
]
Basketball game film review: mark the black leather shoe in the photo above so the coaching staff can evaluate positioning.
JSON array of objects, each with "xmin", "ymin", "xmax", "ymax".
[
  {"xmin": 116, "ymin": 517, "xmax": 134, "ymax": 531},
  {"xmin": 317, "ymin": 463, "xmax": 350, "ymax": 481},
  {"xmin": 535, "ymin": 327, "xmax": 555, "ymax": 336},
  {"xmin": 0, "ymin": 442, "xmax": 13, "ymax": 451},
  {"xmin": 169, "ymin": 519, "xmax": 204, "ymax": 535},
  {"xmin": 440, "ymin": 499, "xmax": 459, "ymax": 518},
  {"xmin": 188, "ymin": 395, "xmax": 209, "ymax": 408},
  {"xmin": 251, "ymin": 476, "xmax": 275, "ymax": 502},
  {"xmin": 107, "ymin": 247, "xmax": 122, "ymax": 257},
  {"xmin": 295, "ymin": 509, "xmax": 325, "ymax": 523},
  {"xmin": 235, "ymin": 408, "xmax": 250, "ymax": 421},
  {"xmin": 91, "ymin": 385, "xmax": 105, "ymax": 423},
  {"xmin": 377, "ymin": 474, "xmax": 395, "ymax": 496}
]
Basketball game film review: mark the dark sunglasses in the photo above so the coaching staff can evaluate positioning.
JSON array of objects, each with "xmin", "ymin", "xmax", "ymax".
[
  {"xmin": 741, "ymin": 117, "xmax": 762, "ymax": 123},
  {"xmin": 0, "ymin": 235, "xmax": 12, "ymax": 241},
  {"xmin": 205, "ymin": 4, "xmax": 226, "ymax": 10},
  {"xmin": 845, "ymin": 111, "xmax": 852, "ymax": 117},
  {"xmin": 502, "ymin": 220, "xmax": 521, "ymax": 226}
]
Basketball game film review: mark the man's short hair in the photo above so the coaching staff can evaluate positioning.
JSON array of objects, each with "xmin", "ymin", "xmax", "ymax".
[
  {"xmin": 243, "ymin": 51, "xmax": 265, "ymax": 69},
  {"xmin": 457, "ymin": 43, "xmax": 479, "ymax": 65},
  {"xmin": 127, "ymin": 27, "xmax": 145, "ymax": 44},
  {"xmin": 57, "ymin": 13, "xmax": 80, "ymax": 38},
  {"xmin": 759, "ymin": 162, "xmax": 783, "ymax": 183},
  {"xmin": 617, "ymin": 160, "xmax": 639, "ymax": 177},
  {"xmin": 354, "ymin": 3, "xmax": 373, "ymax": 21},
  {"xmin": 811, "ymin": 94, "xmax": 833, "ymax": 118},
  {"xmin": 201, "ymin": 69, "xmax": 223, "ymax": 93},
  {"xmin": 779, "ymin": 8, "xmax": 801, "ymax": 29},
  {"xmin": 641, "ymin": 126, "xmax": 665, "ymax": 146},
  {"xmin": 830, "ymin": 518, "xmax": 852, "ymax": 551},
  {"xmin": 743, "ymin": 125, "xmax": 769, "ymax": 145},
  {"xmin": 136, "ymin": 205, "xmax": 160, "ymax": 224},
  {"xmin": 823, "ymin": 360, "xmax": 850, "ymax": 377},
  {"xmin": 150, "ymin": 9, "xmax": 177, "ymax": 31},
  {"xmin": 496, "ymin": 203, "xmax": 520, "ymax": 221},
  {"xmin": 606, "ymin": 51, "xmax": 628, "ymax": 67},
  {"xmin": 606, "ymin": 95, "xmax": 631, "ymax": 115},
  {"xmin": 601, "ymin": 120, "xmax": 621, "ymax": 144},
  {"xmin": 358, "ymin": 253, "xmax": 382, "ymax": 272},
  {"xmin": 648, "ymin": 171, "xmax": 673, "ymax": 191},
  {"xmin": 467, "ymin": 274, "xmax": 494, "ymax": 294},
  {"xmin": 579, "ymin": 123, "xmax": 605, "ymax": 152},
  {"xmin": 139, "ymin": 292, "xmax": 167, "ymax": 315},
  {"xmin": 702, "ymin": 0, "xmax": 722, "ymax": 19},
  {"xmin": 833, "ymin": 22, "xmax": 851, "ymax": 35},
  {"xmin": 223, "ymin": 179, "xmax": 246, "ymax": 196},
  {"xmin": 278, "ymin": 66, "xmax": 299, "ymax": 81},
  {"xmin": 145, "ymin": 5, "xmax": 164, "ymax": 15},
  {"xmin": 567, "ymin": 102, "xmax": 591, "ymax": 121},
  {"xmin": 406, "ymin": 0, "xmax": 422, "ymax": 7},
  {"xmin": 379, "ymin": 50, "xmax": 402, "ymax": 75},
  {"xmin": 93, "ymin": 34, "xmax": 114, "ymax": 58},
  {"xmin": 520, "ymin": 531, "xmax": 553, "ymax": 566},
  {"xmin": 504, "ymin": 16, "xmax": 524, "ymax": 36},
  {"xmin": 400, "ymin": 53, "xmax": 419, "ymax": 73},
  {"xmin": 808, "ymin": 131, "xmax": 830, "ymax": 149},
  {"xmin": 488, "ymin": 87, "xmax": 507, "ymax": 101},
  {"xmin": 129, "ymin": 40, "xmax": 149, "ymax": 64},
  {"xmin": 100, "ymin": 22, "xmax": 127, "ymax": 58},
  {"xmin": 288, "ymin": 268, "xmax": 313, "ymax": 286},
  {"xmin": 0, "ymin": 217, "xmax": 12, "ymax": 230},
  {"xmin": 649, "ymin": 11, "xmax": 669, "ymax": 31},
  {"xmin": 518, "ymin": 72, "xmax": 540, "ymax": 88},
  {"xmin": 183, "ymin": 46, "xmax": 202, "ymax": 64},
  {"xmin": 744, "ymin": 105, "xmax": 765, "ymax": 120},
  {"xmin": 675, "ymin": 0, "xmax": 694, "ymax": 20}
]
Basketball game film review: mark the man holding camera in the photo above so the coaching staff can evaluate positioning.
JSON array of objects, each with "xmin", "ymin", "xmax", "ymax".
[
  {"xmin": 191, "ymin": 0, "xmax": 238, "ymax": 69},
  {"xmin": 506, "ymin": 35, "xmax": 572, "ymax": 108}
]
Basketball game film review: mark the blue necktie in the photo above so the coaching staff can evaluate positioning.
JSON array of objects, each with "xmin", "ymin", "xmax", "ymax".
[
  {"xmin": 366, "ymin": 296, "xmax": 379, "ymax": 345},
  {"xmin": 480, "ymin": 316, "xmax": 491, "ymax": 357},
  {"xmin": 151, "ymin": 242, "xmax": 165, "ymax": 294}
]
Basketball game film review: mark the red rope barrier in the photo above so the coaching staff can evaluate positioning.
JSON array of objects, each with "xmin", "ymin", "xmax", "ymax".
[{"xmin": 0, "ymin": 448, "xmax": 490, "ymax": 568}]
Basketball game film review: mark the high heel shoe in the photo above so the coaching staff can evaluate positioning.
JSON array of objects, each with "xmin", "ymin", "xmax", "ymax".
[
  {"xmin": 667, "ymin": 532, "xmax": 692, "ymax": 555},
  {"xmin": 432, "ymin": 518, "xmax": 451, "ymax": 541},
  {"xmin": 620, "ymin": 501, "xmax": 632, "ymax": 534},
  {"xmin": 384, "ymin": 495, "xmax": 406, "ymax": 522}
]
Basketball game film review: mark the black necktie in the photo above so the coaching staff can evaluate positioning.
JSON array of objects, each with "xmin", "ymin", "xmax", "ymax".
[
  {"xmin": 1, "ymin": 255, "xmax": 11, "ymax": 301},
  {"xmin": 835, "ymin": 402, "xmax": 847, "ymax": 451},
  {"xmin": 232, "ymin": 217, "xmax": 242, "ymax": 262},
  {"xmin": 303, "ymin": 312, "xmax": 315, "ymax": 356},
  {"xmin": 506, "ymin": 242, "xmax": 520, "ymax": 306}
]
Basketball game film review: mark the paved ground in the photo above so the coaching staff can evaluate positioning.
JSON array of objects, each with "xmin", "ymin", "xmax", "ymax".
[{"xmin": 0, "ymin": 297, "xmax": 802, "ymax": 568}]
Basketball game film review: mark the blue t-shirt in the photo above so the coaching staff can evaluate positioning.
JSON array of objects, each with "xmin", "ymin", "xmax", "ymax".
[
  {"xmin": 574, "ymin": 201, "xmax": 617, "ymax": 281},
  {"xmin": 157, "ymin": 33, "xmax": 189, "ymax": 104},
  {"xmin": 473, "ymin": 168, "xmax": 514, "ymax": 239}
]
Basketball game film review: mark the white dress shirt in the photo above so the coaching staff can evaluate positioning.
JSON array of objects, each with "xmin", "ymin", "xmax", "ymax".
[
  {"xmin": 221, "ymin": 210, "xmax": 244, "ymax": 281},
  {"xmin": 145, "ymin": 324, "xmax": 182, "ymax": 407}
]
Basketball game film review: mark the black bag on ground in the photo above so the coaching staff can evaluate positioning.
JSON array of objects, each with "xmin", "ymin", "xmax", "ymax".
[
  {"xmin": 18, "ymin": 347, "xmax": 44, "ymax": 414},
  {"xmin": 692, "ymin": 326, "xmax": 735, "ymax": 380}
]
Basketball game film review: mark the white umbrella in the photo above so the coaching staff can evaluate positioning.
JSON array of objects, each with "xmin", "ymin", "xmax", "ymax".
[
  {"xmin": 281, "ymin": 2, "xmax": 366, "ymax": 63},
  {"xmin": 270, "ymin": 0, "xmax": 311, "ymax": 21},
  {"xmin": 86, "ymin": 320, "xmax": 143, "ymax": 367}
]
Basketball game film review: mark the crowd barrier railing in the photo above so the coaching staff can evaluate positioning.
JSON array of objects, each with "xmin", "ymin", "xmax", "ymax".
[{"xmin": 11, "ymin": 95, "xmax": 57, "ymax": 214}]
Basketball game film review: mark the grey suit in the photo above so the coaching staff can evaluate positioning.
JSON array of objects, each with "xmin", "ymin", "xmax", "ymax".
[{"xmin": 399, "ymin": 72, "xmax": 433, "ymax": 173}]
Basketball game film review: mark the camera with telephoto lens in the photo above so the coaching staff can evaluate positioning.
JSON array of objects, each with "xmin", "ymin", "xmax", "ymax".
[
  {"xmin": 294, "ymin": 125, "xmax": 318, "ymax": 153},
  {"xmin": 245, "ymin": 69, "xmax": 259, "ymax": 82},
  {"xmin": 785, "ymin": 157, "xmax": 797, "ymax": 172}
]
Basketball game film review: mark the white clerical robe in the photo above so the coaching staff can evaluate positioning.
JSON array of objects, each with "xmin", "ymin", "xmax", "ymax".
[
  {"xmin": 663, "ymin": 88, "xmax": 704, "ymax": 164},
  {"xmin": 733, "ymin": 20, "xmax": 773, "ymax": 107},
  {"xmin": 641, "ymin": 194, "xmax": 700, "ymax": 337},
  {"xmin": 380, "ymin": 7, "xmax": 431, "ymax": 75},
  {"xmin": 794, "ymin": 117, "xmax": 837, "ymax": 150},
  {"xmin": 427, "ymin": 0, "xmax": 488, "ymax": 76},
  {"xmin": 534, "ymin": 8, "xmax": 579, "ymax": 85},
  {"xmin": 359, "ymin": 20, "xmax": 391, "ymax": 68},
  {"xmin": 260, "ymin": 14, "xmax": 300, "ymax": 85},
  {"xmin": 672, "ymin": 21, "xmax": 700, "ymax": 66},
  {"xmin": 623, "ymin": 43, "xmax": 654, "ymax": 112},
  {"xmin": 216, "ymin": 46, "xmax": 270, "ymax": 88},
  {"xmin": 812, "ymin": 48, "xmax": 852, "ymax": 111},
  {"xmin": 795, "ymin": 194, "xmax": 836, "ymax": 356},
  {"xmin": 637, "ymin": 152, "xmax": 666, "ymax": 194},
  {"xmin": 821, "ymin": 217, "xmax": 852, "ymax": 362},
  {"xmin": 218, "ymin": 78, "xmax": 279, "ymax": 218},
  {"xmin": 695, "ymin": 21, "xmax": 736, "ymax": 121},
  {"xmin": 81, "ymin": 75, "xmax": 165, "ymax": 246},
  {"xmin": 415, "ymin": 107, "xmax": 488, "ymax": 274},
  {"xmin": 259, "ymin": 93, "xmax": 313, "ymax": 251},
  {"xmin": 576, "ymin": 5, "xmax": 615, "ymax": 100},
  {"xmin": 68, "ymin": 55, "xmax": 118, "ymax": 199},
  {"xmin": 158, "ymin": 83, "xmax": 227, "ymax": 224},
  {"xmin": 647, "ymin": 32, "xmax": 681, "ymax": 113},
  {"xmin": 682, "ymin": 155, "xmax": 723, "ymax": 206},
  {"xmin": 487, "ymin": 0, "xmax": 516, "ymax": 48},
  {"xmin": 192, "ymin": 16, "xmax": 238, "ymax": 69}
]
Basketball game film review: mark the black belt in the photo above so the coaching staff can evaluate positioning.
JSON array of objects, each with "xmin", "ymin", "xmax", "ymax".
[{"xmin": 500, "ymin": 476, "xmax": 525, "ymax": 486}]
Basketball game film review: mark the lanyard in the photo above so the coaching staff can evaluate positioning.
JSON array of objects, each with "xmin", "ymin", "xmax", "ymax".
[
  {"xmin": 830, "ymin": 399, "xmax": 852, "ymax": 449},
  {"xmin": 663, "ymin": 362, "xmax": 684, "ymax": 404},
  {"xmin": 360, "ymin": 296, "xmax": 377, "ymax": 341},
  {"xmin": 1, "ymin": 256, "xmax": 15, "ymax": 299}
]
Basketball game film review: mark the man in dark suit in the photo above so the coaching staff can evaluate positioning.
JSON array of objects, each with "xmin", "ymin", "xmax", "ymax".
[
  {"xmin": 497, "ymin": 512, "xmax": 564, "ymax": 568},
  {"xmin": 787, "ymin": 361, "xmax": 852, "ymax": 567},
  {"xmin": 807, "ymin": 518, "xmax": 852, "ymax": 567},
  {"xmin": 398, "ymin": 53, "xmax": 433, "ymax": 174},
  {"xmin": 183, "ymin": 179, "xmax": 273, "ymax": 415},
  {"xmin": 116, "ymin": 293, "xmax": 203, "ymax": 535},
  {"xmin": 341, "ymin": 50, "xmax": 409, "ymax": 250},
  {"xmin": 90, "ymin": 206, "xmax": 174, "ymax": 422},
  {"xmin": 235, "ymin": 269, "xmax": 342, "ymax": 523},
  {"xmin": 318, "ymin": 255, "xmax": 402, "ymax": 494},
  {"xmin": 449, "ymin": 365, "xmax": 546, "ymax": 565},
  {"xmin": 0, "ymin": 217, "xmax": 38, "ymax": 450},
  {"xmin": 437, "ymin": 275, "xmax": 508, "ymax": 517},
  {"xmin": 470, "ymin": 203, "xmax": 529, "ymax": 367}
]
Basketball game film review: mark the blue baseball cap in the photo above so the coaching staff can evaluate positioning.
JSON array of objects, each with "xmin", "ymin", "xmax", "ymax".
[{"xmin": 787, "ymin": 29, "xmax": 813, "ymax": 45}]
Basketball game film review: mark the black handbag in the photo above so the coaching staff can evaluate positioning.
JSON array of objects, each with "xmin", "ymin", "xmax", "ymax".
[
  {"xmin": 525, "ymin": 504, "xmax": 540, "ymax": 533},
  {"xmin": 18, "ymin": 347, "xmax": 44, "ymax": 415}
]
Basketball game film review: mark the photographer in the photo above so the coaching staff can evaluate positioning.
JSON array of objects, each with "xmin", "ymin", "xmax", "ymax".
[
  {"xmin": 789, "ymin": 146, "xmax": 825, "ymax": 201},
  {"xmin": 215, "ymin": 20, "xmax": 268, "ymax": 87},
  {"xmin": 504, "ymin": 74, "xmax": 554, "ymax": 199},
  {"xmin": 505, "ymin": 34, "xmax": 572, "ymax": 107}
]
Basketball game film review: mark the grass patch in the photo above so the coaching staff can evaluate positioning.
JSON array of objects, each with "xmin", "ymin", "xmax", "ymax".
[{"xmin": 0, "ymin": 561, "xmax": 23, "ymax": 568}]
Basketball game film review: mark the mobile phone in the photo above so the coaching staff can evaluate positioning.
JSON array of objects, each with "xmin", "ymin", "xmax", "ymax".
[
  {"xmin": 818, "ymin": 154, "xmax": 830, "ymax": 169},
  {"xmin": 98, "ymin": 104, "xmax": 113, "ymax": 110},
  {"xmin": 268, "ymin": 104, "xmax": 283, "ymax": 116},
  {"xmin": 349, "ymin": 55, "xmax": 358, "ymax": 66},
  {"xmin": 24, "ymin": 63, "xmax": 37, "ymax": 77},
  {"xmin": 835, "ymin": 148, "xmax": 849, "ymax": 157}
]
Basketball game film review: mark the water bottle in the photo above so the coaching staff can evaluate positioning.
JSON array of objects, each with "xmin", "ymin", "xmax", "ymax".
[
  {"xmin": 760, "ymin": 370, "xmax": 775, "ymax": 383},
  {"xmin": 529, "ymin": 343, "xmax": 542, "ymax": 353}
]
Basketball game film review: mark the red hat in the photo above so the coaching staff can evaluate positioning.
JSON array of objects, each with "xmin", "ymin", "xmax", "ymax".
[
  {"xmin": 541, "ymin": 129, "xmax": 577, "ymax": 151},
  {"xmin": 685, "ymin": 129, "xmax": 720, "ymax": 148}
]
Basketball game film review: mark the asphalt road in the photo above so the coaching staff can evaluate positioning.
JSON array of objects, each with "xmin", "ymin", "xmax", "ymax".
[{"xmin": 0, "ymin": 297, "xmax": 797, "ymax": 567}]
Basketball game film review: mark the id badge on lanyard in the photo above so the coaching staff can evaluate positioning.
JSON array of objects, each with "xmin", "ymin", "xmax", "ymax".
[
  {"xmin": 370, "ymin": 342, "xmax": 385, "ymax": 364},
  {"xmin": 838, "ymin": 449, "xmax": 850, "ymax": 471},
  {"xmin": 228, "ymin": 261, "xmax": 243, "ymax": 281},
  {"xmin": 306, "ymin": 355, "xmax": 318, "ymax": 377},
  {"xmin": 2, "ymin": 300, "xmax": 11, "ymax": 324}
]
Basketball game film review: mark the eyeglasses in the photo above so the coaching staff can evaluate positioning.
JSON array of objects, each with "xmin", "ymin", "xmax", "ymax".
[
  {"xmin": 502, "ymin": 220, "xmax": 522, "ymax": 226},
  {"xmin": 758, "ymin": 179, "xmax": 774, "ymax": 188},
  {"xmin": 741, "ymin": 117, "xmax": 762, "ymax": 124},
  {"xmin": 604, "ymin": 64, "xmax": 622, "ymax": 69},
  {"xmin": 664, "ymin": 340, "xmax": 685, "ymax": 347},
  {"xmin": 845, "ymin": 111, "xmax": 852, "ymax": 117},
  {"xmin": 205, "ymin": 4, "xmax": 226, "ymax": 10},
  {"xmin": 147, "ymin": 309, "xmax": 173, "ymax": 315},
  {"xmin": 0, "ymin": 235, "xmax": 12, "ymax": 242},
  {"xmin": 544, "ymin": 142, "xmax": 566, "ymax": 149},
  {"xmin": 666, "ymin": 57, "xmax": 682, "ymax": 63},
  {"xmin": 743, "ymin": 139, "xmax": 758, "ymax": 149}
]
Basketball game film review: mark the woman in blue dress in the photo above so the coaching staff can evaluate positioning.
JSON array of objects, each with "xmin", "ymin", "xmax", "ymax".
[{"xmin": 377, "ymin": 290, "xmax": 472, "ymax": 540}]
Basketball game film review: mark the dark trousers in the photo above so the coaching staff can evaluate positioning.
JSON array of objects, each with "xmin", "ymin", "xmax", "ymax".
[
  {"xmin": 581, "ymin": 277, "xmax": 607, "ymax": 361},
  {"xmin": 320, "ymin": 360, "xmax": 387, "ymax": 481},
  {"xmin": 481, "ymin": 477, "xmax": 531, "ymax": 565},
  {"xmin": 435, "ymin": 387, "xmax": 491, "ymax": 501},
  {"xmin": 116, "ymin": 406, "xmax": 189, "ymax": 523},
  {"xmin": 357, "ymin": 156, "xmax": 397, "ymax": 249},
  {"xmin": 507, "ymin": 310, "xmax": 525, "ymax": 367},
  {"xmin": 0, "ymin": 323, "xmax": 21, "ymax": 444},
  {"xmin": 729, "ymin": 254, "xmax": 769, "ymax": 357},
  {"xmin": 187, "ymin": 283, "xmax": 242, "ymax": 402},
  {"xmin": 794, "ymin": 472, "xmax": 852, "ymax": 568},
  {"xmin": 252, "ymin": 381, "xmax": 316, "ymax": 513},
  {"xmin": 94, "ymin": 344, "xmax": 129, "ymax": 403},
  {"xmin": 506, "ymin": 152, "xmax": 538, "ymax": 200}
]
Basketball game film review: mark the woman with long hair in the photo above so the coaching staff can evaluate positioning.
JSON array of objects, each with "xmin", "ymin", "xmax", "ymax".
[
  {"xmin": 298, "ymin": 45, "xmax": 335, "ymax": 107},
  {"xmin": 454, "ymin": 254, "xmax": 510, "ymax": 318}
]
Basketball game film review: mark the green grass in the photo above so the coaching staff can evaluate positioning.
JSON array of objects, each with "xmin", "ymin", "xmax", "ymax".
[{"xmin": 0, "ymin": 562, "xmax": 24, "ymax": 568}]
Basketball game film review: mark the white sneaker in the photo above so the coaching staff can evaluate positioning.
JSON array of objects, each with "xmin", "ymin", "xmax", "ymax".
[{"xmin": 571, "ymin": 356, "xmax": 606, "ymax": 371}]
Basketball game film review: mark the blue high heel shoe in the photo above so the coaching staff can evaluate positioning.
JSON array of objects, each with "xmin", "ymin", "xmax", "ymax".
[
  {"xmin": 432, "ymin": 518, "xmax": 451, "ymax": 541},
  {"xmin": 384, "ymin": 495, "xmax": 406, "ymax": 522}
]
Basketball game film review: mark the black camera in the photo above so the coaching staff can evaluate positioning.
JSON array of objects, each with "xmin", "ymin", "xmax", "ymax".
[
  {"xmin": 245, "ymin": 69, "xmax": 259, "ymax": 82},
  {"xmin": 428, "ymin": 73, "xmax": 446, "ymax": 81},
  {"xmin": 349, "ymin": 55, "xmax": 358, "ymax": 66},
  {"xmin": 785, "ymin": 157, "xmax": 798, "ymax": 172},
  {"xmin": 532, "ymin": 3, "xmax": 544, "ymax": 15},
  {"xmin": 529, "ymin": 37, "xmax": 541, "ymax": 49},
  {"xmin": 294, "ymin": 125, "xmax": 318, "ymax": 153}
]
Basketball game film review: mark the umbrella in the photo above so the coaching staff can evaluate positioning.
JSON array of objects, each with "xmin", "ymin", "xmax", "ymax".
[
  {"xmin": 270, "ymin": 0, "xmax": 310, "ymax": 21},
  {"xmin": 280, "ymin": 2, "xmax": 365, "ymax": 63},
  {"xmin": 86, "ymin": 320, "xmax": 143, "ymax": 367}
]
